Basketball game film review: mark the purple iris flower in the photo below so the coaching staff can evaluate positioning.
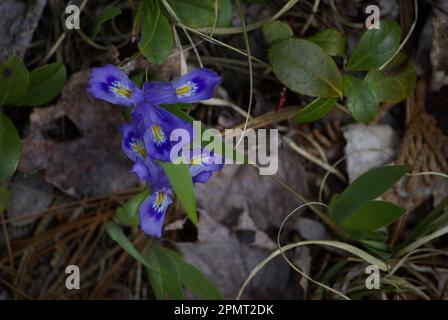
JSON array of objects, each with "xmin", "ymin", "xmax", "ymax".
[
  {"xmin": 88, "ymin": 64, "xmax": 143, "ymax": 106},
  {"xmin": 88, "ymin": 64, "xmax": 223, "ymax": 238}
]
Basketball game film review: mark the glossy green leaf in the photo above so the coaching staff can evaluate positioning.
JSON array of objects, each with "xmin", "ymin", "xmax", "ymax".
[
  {"xmin": 0, "ymin": 113, "xmax": 21, "ymax": 184},
  {"xmin": 269, "ymin": 38, "xmax": 343, "ymax": 98},
  {"xmin": 0, "ymin": 55, "xmax": 29, "ymax": 105},
  {"xmin": 91, "ymin": 7, "xmax": 122, "ymax": 39},
  {"xmin": 114, "ymin": 191, "xmax": 149, "ymax": 227},
  {"xmin": 0, "ymin": 185, "xmax": 9, "ymax": 214},
  {"xmin": 13, "ymin": 63, "xmax": 66, "ymax": 107},
  {"xmin": 343, "ymin": 74, "xmax": 379, "ymax": 123},
  {"xmin": 294, "ymin": 97, "xmax": 337, "ymax": 123},
  {"xmin": 342, "ymin": 200, "xmax": 405, "ymax": 230},
  {"xmin": 365, "ymin": 61, "xmax": 416, "ymax": 103},
  {"xmin": 347, "ymin": 19, "xmax": 401, "ymax": 71},
  {"xmin": 262, "ymin": 20, "xmax": 293, "ymax": 46},
  {"xmin": 139, "ymin": 0, "xmax": 173, "ymax": 65},
  {"xmin": 330, "ymin": 165, "xmax": 410, "ymax": 224},
  {"xmin": 145, "ymin": 244, "xmax": 184, "ymax": 300},
  {"xmin": 159, "ymin": 162, "xmax": 197, "ymax": 224},
  {"xmin": 308, "ymin": 29, "xmax": 347, "ymax": 56}
]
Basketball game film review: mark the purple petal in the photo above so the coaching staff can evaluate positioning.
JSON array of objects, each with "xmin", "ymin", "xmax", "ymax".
[
  {"xmin": 121, "ymin": 123, "xmax": 146, "ymax": 161},
  {"xmin": 171, "ymin": 68, "xmax": 220, "ymax": 103},
  {"xmin": 189, "ymin": 148, "xmax": 224, "ymax": 184},
  {"xmin": 135, "ymin": 103, "xmax": 193, "ymax": 162},
  {"xmin": 139, "ymin": 189, "xmax": 173, "ymax": 237},
  {"xmin": 87, "ymin": 64, "xmax": 143, "ymax": 106},
  {"xmin": 143, "ymin": 81, "xmax": 178, "ymax": 105}
]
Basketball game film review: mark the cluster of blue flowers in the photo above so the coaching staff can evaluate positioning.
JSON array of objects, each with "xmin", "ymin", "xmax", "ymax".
[{"xmin": 88, "ymin": 65, "xmax": 223, "ymax": 237}]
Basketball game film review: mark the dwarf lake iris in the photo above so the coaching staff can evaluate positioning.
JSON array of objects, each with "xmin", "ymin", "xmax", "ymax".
[{"xmin": 88, "ymin": 64, "xmax": 223, "ymax": 237}]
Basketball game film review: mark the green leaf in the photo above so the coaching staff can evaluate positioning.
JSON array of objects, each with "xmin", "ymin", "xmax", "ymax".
[
  {"xmin": 0, "ymin": 113, "xmax": 21, "ymax": 184},
  {"xmin": 13, "ymin": 63, "xmax": 66, "ymax": 107},
  {"xmin": 346, "ymin": 229, "xmax": 388, "ymax": 241},
  {"xmin": 176, "ymin": 256, "xmax": 223, "ymax": 299},
  {"xmin": 330, "ymin": 165, "xmax": 410, "ymax": 225},
  {"xmin": 145, "ymin": 244, "xmax": 223, "ymax": 299},
  {"xmin": 216, "ymin": 0, "xmax": 232, "ymax": 28},
  {"xmin": 343, "ymin": 74, "xmax": 379, "ymax": 123},
  {"xmin": 139, "ymin": 0, "xmax": 173, "ymax": 65},
  {"xmin": 0, "ymin": 55, "xmax": 29, "ymax": 106},
  {"xmin": 145, "ymin": 244, "xmax": 185, "ymax": 300},
  {"xmin": 342, "ymin": 200, "xmax": 405, "ymax": 230},
  {"xmin": 159, "ymin": 162, "xmax": 197, "ymax": 224},
  {"xmin": 0, "ymin": 185, "xmax": 10, "ymax": 214},
  {"xmin": 308, "ymin": 29, "xmax": 347, "ymax": 56},
  {"xmin": 166, "ymin": 0, "xmax": 218, "ymax": 28},
  {"xmin": 105, "ymin": 221, "xmax": 156, "ymax": 271},
  {"xmin": 294, "ymin": 97, "xmax": 337, "ymax": 123},
  {"xmin": 262, "ymin": 20, "xmax": 293, "ymax": 46},
  {"xmin": 365, "ymin": 61, "xmax": 416, "ymax": 103},
  {"xmin": 347, "ymin": 19, "xmax": 401, "ymax": 71},
  {"xmin": 114, "ymin": 191, "xmax": 149, "ymax": 227},
  {"xmin": 406, "ymin": 196, "xmax": 448, "ymax": 242},
  {"xmin": 269, "ymin": 38, "xmax": 343, "ymax": 98},
  {"xmin": 91, "ymin": 7, "xmax": 122, "ymax": 39}
]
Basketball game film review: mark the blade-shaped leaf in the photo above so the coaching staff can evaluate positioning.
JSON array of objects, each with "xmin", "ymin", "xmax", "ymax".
[
  {"xmin": 0, "ymin": 113, "xmax": 21, "ymax": 184},
  {"xmin": 151, "ymin": 244, "xmax": 223, "ymax": 299},
  {"xmin": 159, "ymin": 162, "xmax": 197, "ymax": 224},
  {"xmin": 330, "ymin": 165, "xmax": 410, "ymax": 224},
  {"xmin": 294, "ymin": 97, "xmax": 337, "ymax": 123},
  {"xmin": 308, "ymin": 28, "xmax": 347, "ymax": 56},
  {"xmin": 347, "ymin": 19, "xmax": 401, "ymax": 71},
  {"xmin": 13, "ymin": 63, "xmax": 66, "ymax": 107},
  {"xmin": 341, "ymin": 200, "xmax": 405, "ymax": 230},
  {"xmin": 105, "ymin": 221, "xmax": 155, "ymax": 271},
  {"xmin": 145, "ymin": 244, "xmax": 184, "ymax": 300},
  {"xmin": 343, "ymin": 74, "xmax": 379, "ymax": 123},
  {"xmin": 139, "ymin": 0, "xmax": 173, "ymax": 65},
  {"xmin": 0, "ymin": 55, "xmax": 29, "ymax": 105},
  {"xmin": 269, "ymin": 38, "xmax": 343, "ymax": 98}
]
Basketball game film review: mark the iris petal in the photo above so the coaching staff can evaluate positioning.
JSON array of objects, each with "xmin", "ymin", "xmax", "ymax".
[
  {"xmin": 88, "ymin": 64, "xmax": 143, "ymax": 106},
  {"xmin": 171, "ymin": 68, "xmax": 220, "ymax": 103},
  {"xmin": 142, "ymin": 81, "xmax": 178, "ymax": 105},
  {"xmin": 139, "ymin": 189, "xmax": 173, "ymax": 237},
  {"xmin": 188, "ymin": 149, "xmax": 224, "ymax": 184},
  {"xmin": 135, "ymin": 103, "xmax": 193, "ymax": 162},
  {"xmin": 121, "ymin": 124, "xmax": 146, "ymax": 161}
]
